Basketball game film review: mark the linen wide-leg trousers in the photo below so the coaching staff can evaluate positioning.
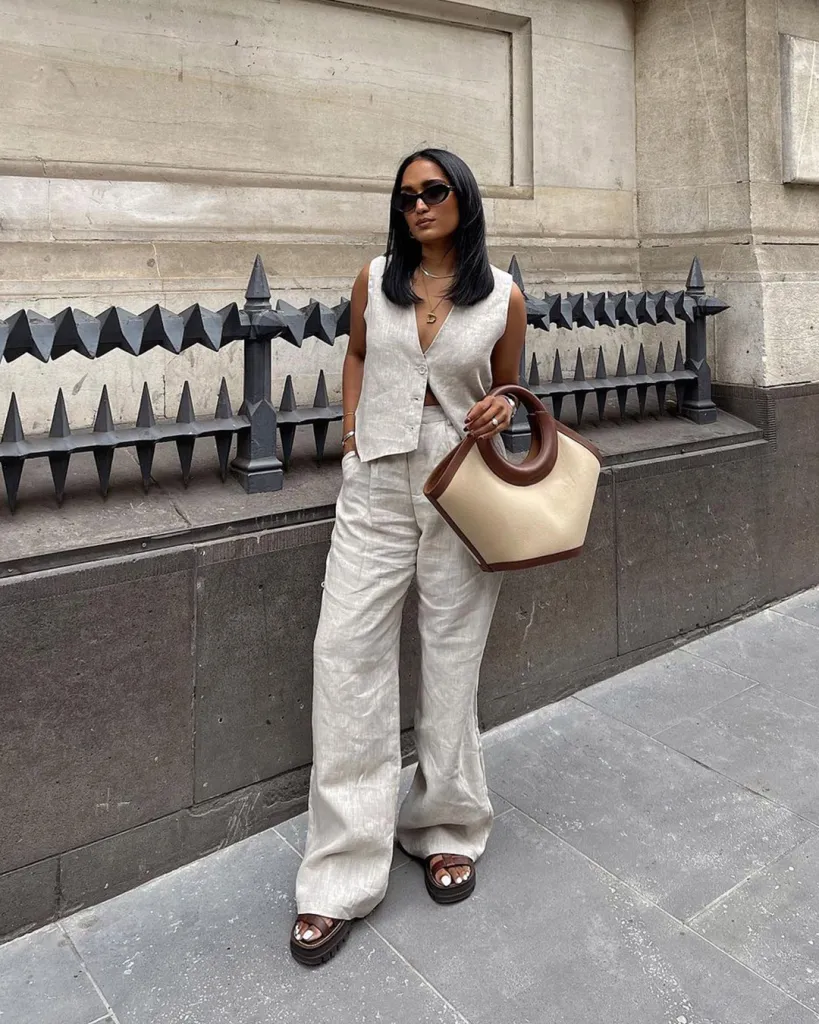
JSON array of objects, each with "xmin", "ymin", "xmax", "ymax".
[{"xmin": 295, "ymin": 406, "xmax": 503, "ymax": 921}]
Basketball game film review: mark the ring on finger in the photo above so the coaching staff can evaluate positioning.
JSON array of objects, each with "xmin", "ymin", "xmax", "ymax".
[{"xmin": 491, "ymin": 416, "xmax": 499, "ymax": 428}]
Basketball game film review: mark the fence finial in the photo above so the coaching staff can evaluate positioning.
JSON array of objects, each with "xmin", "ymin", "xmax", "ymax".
[
  {"xmin": 3, "ymin": 394, "xmax": 24, "ymax": 443},
  {"xmin": 214, "ymin": 379, "xmax": 234, "ymax": 482},
  {"xmin": 136, "ymin": 384, "xmax": 156, "ymax": 428},
  {"xmin": 50, "ymin": 389, "xmax": 71, "ymax": 438},
  {"xmin": 135, "ymin": 384, "xmax": 157, "ymax": 493},
  {"xmin": 686, "ymin": 255, "xmax": 705, "ymax": 291},
  {"xmin": 215, "ymin": 378, "xmax": 233, "ymax": 419},
  {"xmin": 507, "ymin": 255, "xmax": 525, "ymax": 294},
  {"xmin": 245, "ymin": 255, "xmax": 271, "ymax": 306},
  {"xmin": 177, "ymin": 381, "xmax": 196, "ymax": 424},
  {"xmin": 93, "ymin": 386, "xmax": 115, "ymax": 434}
]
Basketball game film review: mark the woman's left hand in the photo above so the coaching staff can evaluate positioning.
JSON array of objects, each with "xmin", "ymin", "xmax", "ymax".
[{"xmin": 464, "ymin": 395, "xmax": 514, "ymax": 439}]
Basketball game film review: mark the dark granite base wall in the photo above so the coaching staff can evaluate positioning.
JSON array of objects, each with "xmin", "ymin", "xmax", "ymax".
[
  {"xmin": 2, "ymin": 386, "xmax": 817, "ymax": 941},
  {"xmin": 713, "ymin": 382, "xmax": 819, "ymax": 600}
]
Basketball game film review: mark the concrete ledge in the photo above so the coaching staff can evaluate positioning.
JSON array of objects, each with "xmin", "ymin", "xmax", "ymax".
[{"xmin": 0, "ymin": 410, "xmax": 762, "ymax": 577}]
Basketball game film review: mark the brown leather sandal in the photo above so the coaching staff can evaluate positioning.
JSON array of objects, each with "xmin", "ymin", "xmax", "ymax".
[
  {"xmin": 423, "ymin": 853, "xmax": 476, "ymax": 904},
  {"xmin": 290, "ymin": 914, "xmax": 353, "ymax": 967}
]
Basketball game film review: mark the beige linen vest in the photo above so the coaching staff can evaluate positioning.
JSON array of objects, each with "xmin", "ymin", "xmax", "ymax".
[{"xmin": 355, "ymin": 255, "xmax": 514, "ymax": 463}]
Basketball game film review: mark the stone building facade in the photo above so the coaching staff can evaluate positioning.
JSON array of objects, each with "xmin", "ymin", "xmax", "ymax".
[{"xmin": 1, "ymin": 0, "xmax": 817, "ymax": 431}]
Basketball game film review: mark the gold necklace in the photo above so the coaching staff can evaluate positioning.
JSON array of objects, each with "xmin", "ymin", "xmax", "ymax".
[
  {"xmin": 420, "ymin": 264, "xmax": 455, "ymax": 279},
  {"xmin": 420, "ymin": 272, "xmax": 449, "ymax": 324}
]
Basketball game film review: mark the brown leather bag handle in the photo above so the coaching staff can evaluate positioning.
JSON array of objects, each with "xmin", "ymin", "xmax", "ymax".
[{"xmin": 476, "ymin": 384, "xmax": 559, "ymax": 486}]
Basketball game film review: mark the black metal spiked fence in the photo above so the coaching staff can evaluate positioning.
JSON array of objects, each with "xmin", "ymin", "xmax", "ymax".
[
  {"xmin": 503, "ymin": 255, "xmax": 727, "ymax": 451},
  {"xmin": 0, "ymin": 254, "xmax": 727, "ymax": 512}
]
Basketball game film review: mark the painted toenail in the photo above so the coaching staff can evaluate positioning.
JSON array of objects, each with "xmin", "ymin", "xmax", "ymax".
[
  {"xmin": 455, "ymin": 876, "xmax": 464, "ymax": 884},
  {"xmin": 301, "ymin": 929, "xmax": 314, "ymax": 941},
  {"xmin": 440, "ymin": 873, "xmax": 452, "ymax": 886}
]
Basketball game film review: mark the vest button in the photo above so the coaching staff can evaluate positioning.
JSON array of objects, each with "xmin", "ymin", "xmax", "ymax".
[{"xmin": 417, "ymin": 364, "xmax": 427, "ymax": 375}]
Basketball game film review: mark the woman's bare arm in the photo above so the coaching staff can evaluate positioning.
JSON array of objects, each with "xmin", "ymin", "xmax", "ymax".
[
  {"xmin": 465, "ymin": 283, "xmax": 527, "ymax": 438},
  {"xmin": 341, "ymin": 265, "xmax": 369, "ymax": 453}
]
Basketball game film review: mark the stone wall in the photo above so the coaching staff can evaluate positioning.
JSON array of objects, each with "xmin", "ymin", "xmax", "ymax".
[
  {"xmin": 0, "ymin": 0, "xmax": 638, "ymax": 433},
  {"xmin": 3, "ymin": 0, "xmax": 818, "ymax": 424},
  {"xmin": 636, "ymin": 0, "xmax": 819, "ymax": 388}
]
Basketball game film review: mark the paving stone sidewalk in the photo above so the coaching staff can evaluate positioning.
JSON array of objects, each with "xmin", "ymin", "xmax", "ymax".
[{"xmin": 3, "ymin": 587, "xmax": 819, "ymax": 1024}]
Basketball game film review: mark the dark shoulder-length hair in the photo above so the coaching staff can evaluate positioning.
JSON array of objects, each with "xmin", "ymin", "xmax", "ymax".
[{"xmin": 382, "ymin": 148, "xmax": 494, "ymax": 308}]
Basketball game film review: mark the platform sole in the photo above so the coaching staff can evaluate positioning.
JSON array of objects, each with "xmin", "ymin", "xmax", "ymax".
[
  {"xmin": 424, "ymin": 868, "xmax": 476, "ymax": 904},
  {"xmin": 290, "ymin": 919, "xmax": 353, "ymax": 967}
]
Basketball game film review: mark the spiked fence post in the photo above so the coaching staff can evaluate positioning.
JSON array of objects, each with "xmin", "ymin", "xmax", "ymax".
[
  {"xmin": 49, "ymin": 389, "xmax": 72, "ymax": 505},
  {"xmin": 1, "ymin": 394, "xmax": 25, "ymax": 514},
  {"xmin": 214, "ymin": 378, "xmax": 234, "ymax": 482},
  {"xmin": 680, "ymin": 256, "xmax": 718, "ymax": 424},
  {"xmin": 501, "ymin": 255, "xmax": 533, "ymax": 454},
  {"xmin": 503, "ymin": 320, "xmax": 533, "ymax": 453},
  {"xmin": 231, "ymin": 255, "xmax": 284, "ymax": 493}
]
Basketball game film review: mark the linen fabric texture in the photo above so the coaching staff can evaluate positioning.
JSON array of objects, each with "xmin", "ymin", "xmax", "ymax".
[
  {"xmin": 296, "ymin": 257, "xmax": 513, "ymax": 920},
  {"xmin": 354, "ymin": 255, "xmax": 514, "ymax": 462}
]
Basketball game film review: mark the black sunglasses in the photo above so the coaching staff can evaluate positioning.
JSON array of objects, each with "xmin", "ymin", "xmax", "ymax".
[{"xmin": 393, "ymin": 183, "xmax": 456, "ymax": 215}]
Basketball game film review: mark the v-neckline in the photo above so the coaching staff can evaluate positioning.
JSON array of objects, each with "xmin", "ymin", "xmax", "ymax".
[{"xmin": 415, "ymin": 302, "xmax": 454, "ymax": 356}]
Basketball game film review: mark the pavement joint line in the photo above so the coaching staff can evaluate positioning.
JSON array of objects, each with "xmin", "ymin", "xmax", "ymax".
[
  {"xmin": 481, "ymin": 695, "xmax": 574, "ymax": 748},
  {"xmin": 484, "ymin": 800, "xmax": 684, "ymax": 919},
  {"xmin": 555, "ymin": 691, "xmax": 818, "ymax": 828},
  {"xmin": 569, "ymin": 676, "xmax": 761, "ymax": 740},
  {"xmin": 770, "ymin": 607, "xmax": 819, "ymax": 633},
  {"xmin": 488, "ymin": 805, "xmax": 819, "ymax": 1021},
  {"xmin": 643, "ymin": 719, "xmax": 819, "ymax": 831},
  {"xmin": 57, "ymin": 922, "xmax": 123, "ymax": 1024},
  {"xmin": 684, "ymin": 828, "xmax": 819, "ymax": 929},
  {"xmin": 759, "ymin": 686, "xmax": 819, "ymax": 714},
  {"xmin": 645, "ymin": 678, "xmax": 762, "ymax": 736},
  {"xmin": 700, "ymin": 678, "xmax": 819, "ymax": 718},
  {"xmin": 271, "ymin": 827, "xmax": 302, "ymax": 860},
  {"xmin": 680, "ymin": 647, "xmax": 819, "ymax": 712},
  {"xmin": 361, "ymin": 919, "xmax": 474, "ymax": 1024}
]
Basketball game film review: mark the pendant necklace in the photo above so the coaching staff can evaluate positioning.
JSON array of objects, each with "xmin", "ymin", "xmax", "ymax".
[{"xmin": 420, "ymin": 271, "xmax": 448, "ymax": 324}]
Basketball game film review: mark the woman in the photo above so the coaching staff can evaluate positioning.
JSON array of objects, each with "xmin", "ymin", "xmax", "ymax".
[{"xmin": 290, "ymin": 148, "xmax": 526, "ymax": 966}]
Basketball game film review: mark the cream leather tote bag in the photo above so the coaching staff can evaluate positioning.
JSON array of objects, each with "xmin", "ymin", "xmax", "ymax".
[{"xmin": 424, "ymin": 385, "xmax": 602, "ymax": 572}]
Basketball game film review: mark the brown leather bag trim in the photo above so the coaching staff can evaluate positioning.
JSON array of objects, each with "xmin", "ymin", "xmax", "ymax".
[
  {"xmin": 478, "ymin": 385, "xmax": 558, "ymax": 485},
  {"xmin": 425, "ymin": 497, "xmax": 490, "ymax": 567},
  {"xmin": 423, "ymin": 385, "xmax": 601, "ymax": 571},
  {"xmin": 424, "ymin": 440, "xmax": 471, "ymax": 501},
  {"xmin": 481, "ymin": 546, "xmax": 585, "ymax": 572},
  {"xmin": 424, "ymin": 387, "xmax": 602, "ymax": 501},
  {"xmin": 477, "ymin": 410, "xmax": 558, "ymax": 484},
  {"xmin": 489, "ymin": 384, "xmax": 602, "ymax": 465}
]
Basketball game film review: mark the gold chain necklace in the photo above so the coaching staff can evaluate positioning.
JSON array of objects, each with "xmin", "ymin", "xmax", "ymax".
[
  {"xmin": 420, "ymin": 271, "xmax": 449, "ymax": 325},
  {"xmin": 420, "ymin": 264, "xmax": 454, "ymax": 279}
]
